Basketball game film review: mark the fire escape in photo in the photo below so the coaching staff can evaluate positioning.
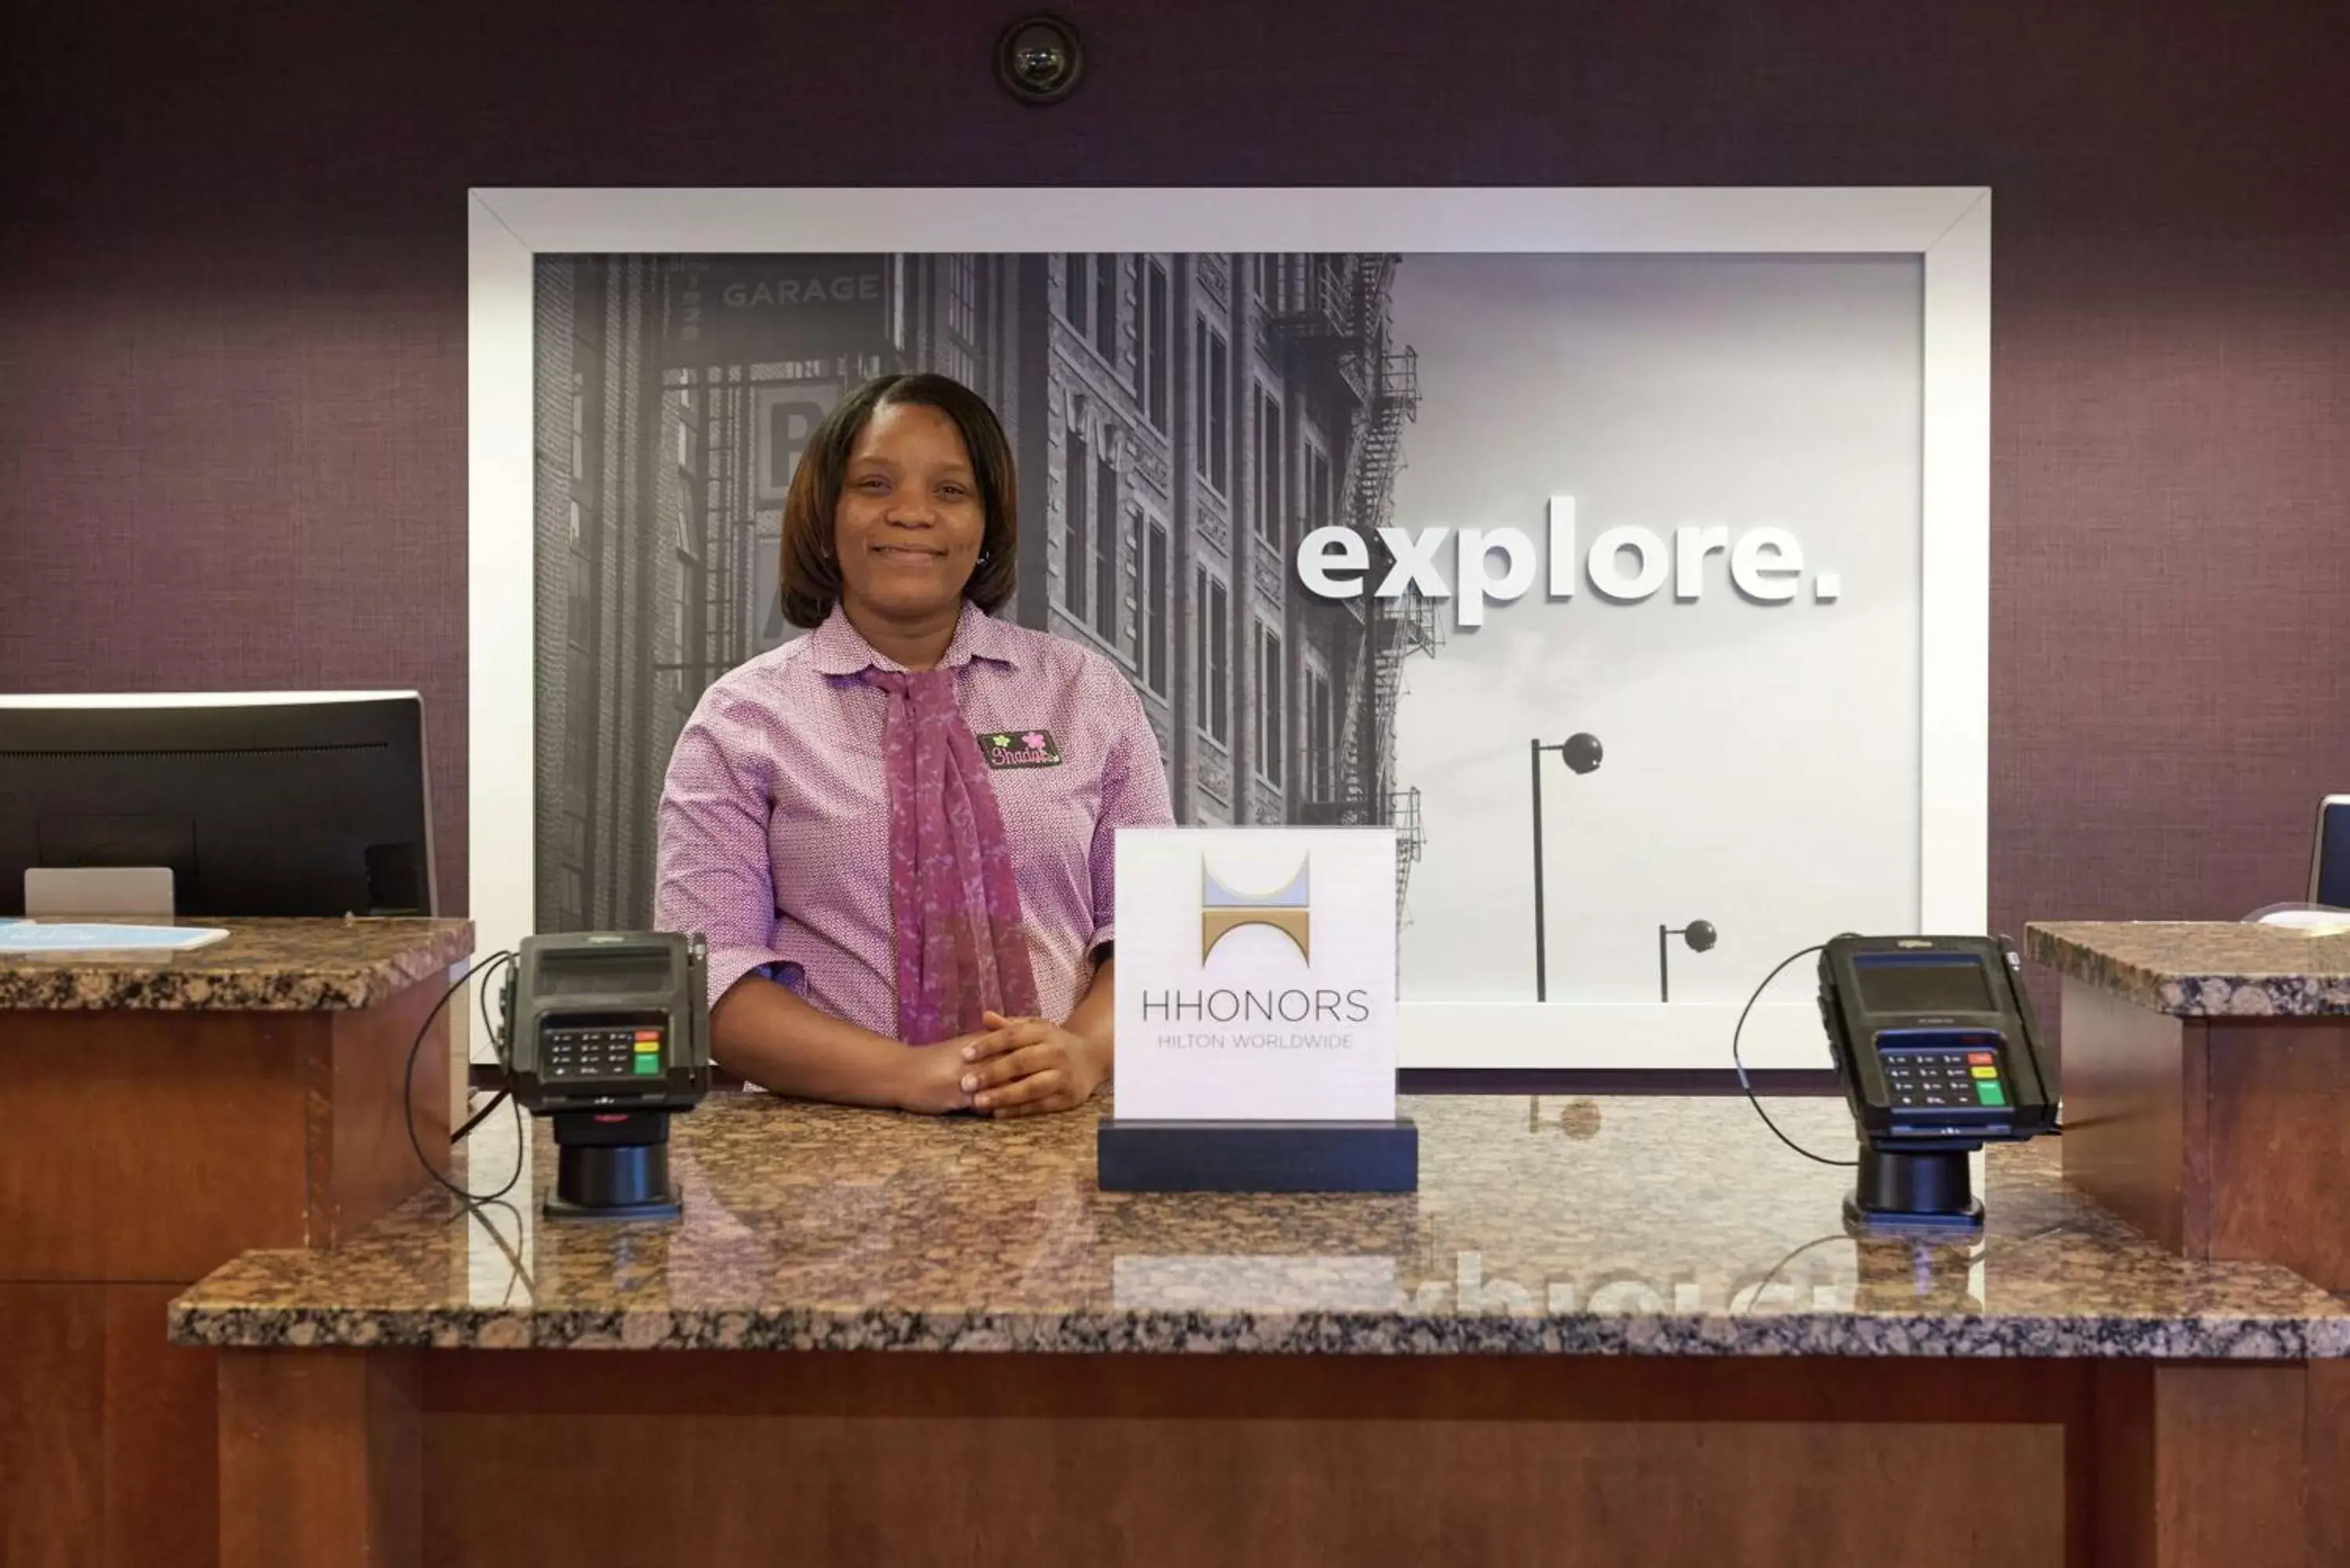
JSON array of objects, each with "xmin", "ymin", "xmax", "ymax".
[{"xmin": 1265, "ymin": 254, "xmax": 1439, "ymax": 923}]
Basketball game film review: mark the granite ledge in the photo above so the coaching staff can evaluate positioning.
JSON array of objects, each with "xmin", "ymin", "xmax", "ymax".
[
  {"xmin": 166, "ymin": 1300, "xmax": 2350, "ymax": 1361},
  {"xmin": 2027, "ymin": 921, "xmax": 2350, "ymax": 1018},
  {"xmin": 0, "ymin": 916, "xmax": 475, "ymax": 1010},
  {"xmin": 168, "ymin": 1094, "xmax": 2350, "ymax": 1360}
]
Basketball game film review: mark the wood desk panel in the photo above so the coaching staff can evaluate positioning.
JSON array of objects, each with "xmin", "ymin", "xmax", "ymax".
[
  {"xmin": 104, "ymin": 1282, "xmax": 219, "ymax": 1568},
  {"xmin": 4, "ymin": 1016, "xmax": 311, "ymax": 1282},
  {"xmin": 435, "ymin": 1411, "xmax": 2060, "ymax": 1566},
  {"xmin": 2203, "ymin": 1019, "xmax": 2350, "ymax": 1293},
  {"xmin": 316, "ymin": 977, "xmax": 451, "ymax": 1250},
  {"xmin": 2, "ymin": 942, "xmax": 461, "ymax": 1568},
  {"xmin": 2055, "ymin": 979, "xmax": 2200, "ymax": 1253},
  {"xmin": 0, "ymin": 1284, "xmax": 215, "ymax": 1568},
  {"xmin": 2, "ymin": 992, "xmax": 449, "ymax": 1283},
  {"xmin": 212, "ymin": 1349, "xmax": 2337, "ymax": 1568},
  {"xmin": 2060, "ymin": 977, "xmax": 2350, "ymax": 1294},
  {"xmin": 0, "ymin": 1284, "xmax": 103, "ymax": 1568}
]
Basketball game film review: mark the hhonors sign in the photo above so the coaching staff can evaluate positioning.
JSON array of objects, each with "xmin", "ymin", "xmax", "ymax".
[{"xmin": 1114, "ymin": 828, "xmax": 1397, "ymax": 1122}]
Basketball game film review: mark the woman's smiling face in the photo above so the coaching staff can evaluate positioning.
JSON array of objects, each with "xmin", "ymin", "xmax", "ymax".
[{"xmin": 831, "ymin": 399, "xmax": 987, "ymax": 624}]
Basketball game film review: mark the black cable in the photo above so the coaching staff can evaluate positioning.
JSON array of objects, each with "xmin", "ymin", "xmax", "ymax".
[
  {"xmin": 450, "ymin": 1086, "xmax": 512, "ymax": 1144},
  {"xmin": 403, "ymin": 949, "xmax": 524, "ymax": 1208},
  {"xmin": 448, "ymin": 949, "xmax": 518, "ymax": 1146},
  {"xmin": 476, "ymin": 952, "xmax": 525, "ymax": 1203},
  {"xmin": 460, "ymin": 950, "xmax": 526, "ymax": 1209},
  {"xmin": 1732, "ymin": 942, "xmax": 1858, "ymax": 1169},
  {"xmin": 454, "ymin": 1195, "xmax": 537, "ymax": 1305},
  {"xmin": 475, "ymin": 948, "xmax": 509, "ymax": 1067}
]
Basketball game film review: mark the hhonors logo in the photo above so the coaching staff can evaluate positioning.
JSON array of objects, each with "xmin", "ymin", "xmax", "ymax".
[
  {"xmin": 1201, "ymin": 856, "xmax": 1311, "ymax": 965},
  {"xmin": 977, "ymin": 728, "xmax": 1062, "ymax": 769},
  {"xmin": 1138, "ymin": 849, "xmax": 1368, "ymax": 1026}
]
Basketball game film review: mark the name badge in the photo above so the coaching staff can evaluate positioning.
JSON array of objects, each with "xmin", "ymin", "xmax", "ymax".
[{"xmin": 977, "ymin": 728, "xmax": 1064, "ymax": 769}]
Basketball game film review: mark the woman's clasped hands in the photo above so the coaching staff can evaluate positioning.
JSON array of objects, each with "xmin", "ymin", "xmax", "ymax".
[{"xmin": 944, "ymin": 1010, "xmax": 1108, "ymax": 1118}]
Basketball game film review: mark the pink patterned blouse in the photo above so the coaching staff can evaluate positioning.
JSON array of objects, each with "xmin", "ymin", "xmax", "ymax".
[{"xmin": 654, "ymin": 602, "xmax": 1174, "ymax": 1037}]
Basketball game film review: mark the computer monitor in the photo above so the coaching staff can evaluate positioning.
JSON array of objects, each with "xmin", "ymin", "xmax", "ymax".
[
  {"xmin": 0, "ymin": 692, "xmax": 437, "ymax": 919},
  {"xmin": 2312, "ymin": 795, "xmax": 2350, "ymax": 910}
]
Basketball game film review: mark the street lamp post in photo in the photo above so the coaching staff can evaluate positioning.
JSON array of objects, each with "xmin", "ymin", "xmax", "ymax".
[
  {"xmin": 1530, "ymin": 732, "xmax": 1603, "ymax": 1002},
  {"xmin": 1658, "ymin": 919, "xmax": 1719, "ymax": 1003}
]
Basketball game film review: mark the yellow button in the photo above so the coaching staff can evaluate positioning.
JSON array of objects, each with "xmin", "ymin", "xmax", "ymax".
[{"xmin": 1970, "ymin": 1065, "xmax": 1998, "ymax": 1078}]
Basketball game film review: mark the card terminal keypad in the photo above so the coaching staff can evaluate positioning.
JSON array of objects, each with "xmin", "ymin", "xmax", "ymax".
[
  {"xmin": 1878, "ymin": 1035, "xmax": 2008, "ymax": 1112},
  {"xmin": 543, "ymin": 1024, "xmax": 665, "ymax": 1081}
]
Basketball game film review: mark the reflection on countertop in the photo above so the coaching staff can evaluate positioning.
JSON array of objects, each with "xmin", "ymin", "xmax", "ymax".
[
  {"xmin": 169, "ymin": 1092, "xmax": 2350, "ymax": 1358},
  {"xmin": 2027, "ymin": 919, "xmax": 2350, "ymax": 1017},
  {"xmin": 0, "ymin": 916, "xmax": 475, "ymax": 1010}
]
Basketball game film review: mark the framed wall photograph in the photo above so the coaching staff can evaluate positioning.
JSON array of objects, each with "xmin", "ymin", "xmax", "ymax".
[{"xmin": 469, "ymin": 187, "xmax": 1990, "ymax": 1071}]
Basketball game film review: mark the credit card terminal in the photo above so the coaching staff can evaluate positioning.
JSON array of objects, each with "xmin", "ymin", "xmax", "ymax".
[
  {"xmin": 498, "ymin": 931, "xmax": 712, "ymax": 1223},
  {"xmin": 502, "ymin": 931, "xmax": 711, "ymax": 1113},
  {"xmin": 1816, "ymin": 934, "xmax": 2059, "ymax": 1151}
]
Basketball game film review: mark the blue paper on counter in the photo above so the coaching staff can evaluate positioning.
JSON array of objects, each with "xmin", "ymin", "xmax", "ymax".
[{"xmin": 0, "ymin": 923, "xmax": 230, "ymax": 953}]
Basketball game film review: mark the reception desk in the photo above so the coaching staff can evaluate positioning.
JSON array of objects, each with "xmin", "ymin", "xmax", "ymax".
[
  {"xmin": 175, "ymin": 1092, "xmax": 2350, "ymax": 1567},
  {"xmin": 2029, "ymin": 921, "xmax": 2350, "ymax": 1293},
  {"xmin": 0, "ymin": 917, "xmax": 472, "ymax": 1568}
]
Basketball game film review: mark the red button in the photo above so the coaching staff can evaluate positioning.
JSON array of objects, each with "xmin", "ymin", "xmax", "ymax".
[{"xmin": 1967, "ymin": 1052, "xmax": 1994, "ymax": 1065}]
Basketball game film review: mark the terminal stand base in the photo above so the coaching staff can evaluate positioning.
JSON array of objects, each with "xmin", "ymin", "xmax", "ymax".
[
  {"xmin": 1842, "ymin": 1143, "xmax": 1983, "ymax": 1234},
  {"xmin": 543, "ymin": 1111, "xmax": 683, "ymax": 1221}
]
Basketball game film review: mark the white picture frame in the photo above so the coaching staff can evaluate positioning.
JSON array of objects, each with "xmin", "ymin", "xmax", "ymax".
[{"xmin": 468, "ymin": 186, "xmax": 1990, "ymax": 1071}]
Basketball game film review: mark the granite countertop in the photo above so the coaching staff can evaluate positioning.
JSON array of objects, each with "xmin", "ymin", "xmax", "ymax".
[
  {"xmin": 0, "ymin": 916, "xmax": 475, "ymax": 1010},
  {"xmin": 2026, "ymin": 920, "xmax": 2350, "ymax": 1017},
  {"xmin": 170, "ymin": 1092, "xmax": 2350, "ymax": 1359}
]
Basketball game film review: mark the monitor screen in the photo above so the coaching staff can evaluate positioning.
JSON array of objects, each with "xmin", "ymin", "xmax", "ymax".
[
  {"xmin": 1854, "ymin": 954, "xmax": 1995, "ymax": 1015},
  {"xmin": 0, "ymin": 694, "xmax": 435, "ymax": 919},
  {"xmin": 2319, "ymin": 800, "xmax": 2350, "ymax": 909}
]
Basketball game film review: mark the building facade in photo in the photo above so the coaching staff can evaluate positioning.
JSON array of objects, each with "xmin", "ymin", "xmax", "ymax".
[{"xmin": 533, "ymin": 251, "xmax": 1439, "ymax": 936}]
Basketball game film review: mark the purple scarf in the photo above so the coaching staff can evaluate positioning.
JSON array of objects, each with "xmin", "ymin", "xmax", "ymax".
[{"xmin": 862, "ymin": 666, "xmax": 1040, "ymax": 1045}]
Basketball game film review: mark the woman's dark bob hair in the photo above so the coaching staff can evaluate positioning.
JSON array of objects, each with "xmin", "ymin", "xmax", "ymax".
[{"xmin": 777, "ymin": 372, "xmax": 1019, "ymax": 630}]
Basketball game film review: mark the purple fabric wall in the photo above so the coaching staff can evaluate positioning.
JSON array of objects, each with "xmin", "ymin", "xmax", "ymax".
[{"xmin": 4, "ymin": 0, "xmax": 2346, "ymax": 955}]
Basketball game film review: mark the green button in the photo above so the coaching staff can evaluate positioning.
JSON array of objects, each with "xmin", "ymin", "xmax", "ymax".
[
  {"xmin": 633, "ymin": 1053, "xmax": 660, "ymax": 1075},
  {"xmin": 1976, "ymin": 1082, "xmax": 2006, "ymax": 1106}
]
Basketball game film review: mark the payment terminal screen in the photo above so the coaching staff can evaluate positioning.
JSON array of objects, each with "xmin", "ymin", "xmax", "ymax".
[{"xmin": 1853, "ymin": 954, "xmax": 1994, "ymax": 1015}]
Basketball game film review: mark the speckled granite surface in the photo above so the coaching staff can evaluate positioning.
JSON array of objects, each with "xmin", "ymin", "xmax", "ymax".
[
  {"xmin": 2026, "ymin": 921, "xmax": 2350, "ymax": 1017},
  {"xmin": 170, "ymin": 1093, "xmax": 2350, "ymax": 1358},
  {"xmin": 0, "ymin": 917, "xmax": 474, "ymax": 1010}
]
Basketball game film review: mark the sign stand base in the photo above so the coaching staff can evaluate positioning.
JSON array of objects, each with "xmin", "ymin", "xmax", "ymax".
[{"xmin": 1096, "ymin": 1118, "xmax": 1419, "ymax": 1193}]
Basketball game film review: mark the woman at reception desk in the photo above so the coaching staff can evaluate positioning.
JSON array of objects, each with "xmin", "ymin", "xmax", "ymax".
[{"xmin": 653, "ymin": 372, "xmax": 1172, "ymax": 1120}]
